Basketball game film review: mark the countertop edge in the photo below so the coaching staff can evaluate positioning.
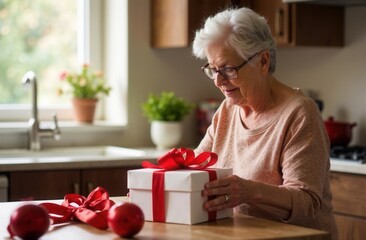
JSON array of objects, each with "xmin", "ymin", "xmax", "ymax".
[
  {"xmin": 330, "ymin": 159, "xmax": 366, "ymax": 175},
  {"xmin": 1, "ymin": 152, "xmax": 366, "ymax": 176},
  {"xmin": 0, "ymin": 148, "xmax": 163, "ymax": 172}
]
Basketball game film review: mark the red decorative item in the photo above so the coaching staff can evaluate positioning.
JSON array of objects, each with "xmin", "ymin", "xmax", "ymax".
[
  {"xmin": 196, "ymin": 99, "xmax": 221, "ymax": 139},
  {"xmin": 40, "ymin": 187, "xmax": 115, "ymax": 230},
  {"xmin": 141, "ymin": 147, "xmax": 218, "ymax": 170},
  {"xmin": 141, "ymin": 148, "xmax": 218, "ymax": 222},
  {"xmin": 324, "ymin": 116, "xmax": 357, "ymax": 146},
  {"xmin": 108, "ymin": 202, "xmax": 145, "ymax": 238},
  {"xmin": 7, "ymin": 204, "xmax": 50, "ymax": 240}
]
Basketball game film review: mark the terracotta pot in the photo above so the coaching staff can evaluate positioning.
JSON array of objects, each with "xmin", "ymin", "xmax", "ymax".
[
  {"xmin": 324, "ymin": 117, "xmax": 357, "ymax": 146},
  {"xmin": 72, "ymin": 98, "xmax": 98, "ymax": 123}
]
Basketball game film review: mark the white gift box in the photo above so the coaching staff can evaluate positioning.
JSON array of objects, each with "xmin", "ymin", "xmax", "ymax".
[{"xmin": 128, "ymin": 168, "xmax": 233, "ymax": 225}]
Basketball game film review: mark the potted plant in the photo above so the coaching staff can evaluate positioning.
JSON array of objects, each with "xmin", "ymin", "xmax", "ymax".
[
  {"xmin": 141, "ymin": 92, "xmax": 194, "ymax": 150},
  {"xmin": 58, "ymin": 64, "xmax": 111, "ymax": 123}
]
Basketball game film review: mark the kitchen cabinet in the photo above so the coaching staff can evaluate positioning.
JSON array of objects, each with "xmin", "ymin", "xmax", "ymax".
[
  {"xmin": 151, "ymin": 0, "xmax": 344, "ymax": 48},
  {"xmin": 250, "ymin": 0, "xmax": 344, "ymax": 47},
  {"xmin": 151, "ymin": 0, "xmax": 251, "ymax": 48},
  {"xmin": 9, "ymin": 170, "xmax": 79, "ymax": 201},
  {"xmin": 330, "ymin": 171, "xmax": 366, "ymax": 239},
  {"xmin": 81, "ymin": 168, "xmax": 132, "ymax": 196},
  {"xmin": 8, "ymin": 166, "xmax": 139, "ymax": 201}
]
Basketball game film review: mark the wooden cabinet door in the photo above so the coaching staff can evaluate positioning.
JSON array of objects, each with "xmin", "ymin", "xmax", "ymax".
[
  {"xmin": 81, "ymin": 167, "xmax": 139, "ymax": 197},
  {"xmin": 249, "ymin": 0, "xmax": 344, "ymax": 47},
  {"xmin": 330, "ymin": 172, "xmax": 366, "ymax": 239},
  {"xmin": 330, "ymin": 172, "xmax": 366, "ymax": 218},
  {"xmin": 151, "ymin": 0, "xmax": 189, "ymax": 48},
  {"xmin": 290, "ymin": 3, "xmax": 344, "ymax": 47},
  {"xmin": 9, "ymin": 170, "xmax": 80, "ymax": 201},
  {"xmin": 334, "ymin": 214, "xmax": 366, "ymax": 240},
  {"xmin": 250, "ymin": 0, "xmax": 290, "ymax": 45}
]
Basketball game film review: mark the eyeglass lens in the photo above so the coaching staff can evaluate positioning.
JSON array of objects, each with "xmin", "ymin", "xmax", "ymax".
[{"xmin": 203, "ymin": 67, "xmax": 236, "ymax": 80}]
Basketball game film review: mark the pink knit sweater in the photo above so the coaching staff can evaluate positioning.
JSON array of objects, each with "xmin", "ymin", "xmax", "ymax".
[{"xmin": 195, "ymin": 90, "xmax": 338, "ymax": 239}]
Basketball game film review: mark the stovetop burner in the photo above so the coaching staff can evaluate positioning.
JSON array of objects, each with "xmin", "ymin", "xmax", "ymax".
[{"xmin": 330, "ymin": 146, "xmax": 366, "ymax": 164}]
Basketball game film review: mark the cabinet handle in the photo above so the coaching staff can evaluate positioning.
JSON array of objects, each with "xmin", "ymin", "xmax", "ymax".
[
  {"xmin": 87, "ymin": 182, "xmax": 94, "ymax": 194},
  {"xmin": 73, "ymin": 182, "xmax": 80, "ymax": 194},
  {"xmin": 275, "ymin": 8, "xmax": 284, "ymax": 37}
]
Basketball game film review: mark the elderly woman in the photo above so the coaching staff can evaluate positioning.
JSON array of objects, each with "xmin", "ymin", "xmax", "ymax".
[{"xmin": 192, "ymin": 7, "xmax": 338, "ymax": 239}]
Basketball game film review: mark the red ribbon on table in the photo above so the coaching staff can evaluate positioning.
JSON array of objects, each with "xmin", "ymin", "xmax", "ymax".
[
  {"xmin": 39, "ymin": 187, "xmax": 115, "ymax": 230},
  {"xmin": 141, "ymin": 148, "xmax": 218, "ymax": 222}
]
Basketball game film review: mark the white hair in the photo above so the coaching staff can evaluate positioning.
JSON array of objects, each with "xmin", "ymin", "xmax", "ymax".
[{"xmin": 192, "ymin": 7, "xmax": 277, "ymax": 73}]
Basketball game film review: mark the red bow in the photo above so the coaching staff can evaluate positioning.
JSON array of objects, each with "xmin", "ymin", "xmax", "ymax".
[
  {"xmin": 142, "ymin": 148, "xmax": 217, "ymax": 170},
  {"xmin": 40, "ymin": 187, "xmax": 115, "ymax": 230}
]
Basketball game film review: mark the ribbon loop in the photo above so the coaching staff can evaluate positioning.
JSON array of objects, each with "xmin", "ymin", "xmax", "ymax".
[
  {"xmin": 141, "ymin": 148, "xmax": 217, "ymax": 170},
  {"xmin": 40, "ymin": 186, "xmax": 115, "ymax": 230}
]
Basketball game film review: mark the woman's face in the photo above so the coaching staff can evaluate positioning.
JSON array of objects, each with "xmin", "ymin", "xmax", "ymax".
[{"xmin": 205, "ymin": 42, "xmax": 264, "ymax": 107}]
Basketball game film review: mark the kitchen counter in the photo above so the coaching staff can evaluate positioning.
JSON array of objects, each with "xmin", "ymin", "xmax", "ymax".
[
  {"xmin": 0, "ymin": 147, "xmax": 164, "ymax": 172},
  {"xmin": 1, "ymin": 147, "xmax": 366, "ymax": 175},
  {"xmin": 0, "ymin": 197, "xmax": 330, "ymax": 240},
  {"xmin": 0, "ymin": 148, "xmax": 366, "ymax": 175},
  {"xmin": 330, "ymin": 159, "xmax": 366, "ymax": 175}
]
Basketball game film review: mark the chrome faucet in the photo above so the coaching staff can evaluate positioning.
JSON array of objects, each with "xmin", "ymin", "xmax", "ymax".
[{"xmin": 22, "ymin": 71, "xmax": 61, "ymax": 151}]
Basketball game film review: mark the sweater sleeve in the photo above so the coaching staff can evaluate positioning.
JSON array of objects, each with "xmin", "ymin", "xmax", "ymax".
[{"xmin": 279, "ymin": 99, "xmax": 330, "ymax": 225}]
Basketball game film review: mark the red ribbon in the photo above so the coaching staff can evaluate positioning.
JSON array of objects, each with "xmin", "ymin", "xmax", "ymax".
[
  {"xmin": 39, "ymin": 187, "xmax": 115, "ymax": 230},
  {"xmin": 142, "ymin": 148, "xmax": 217, "ymax": 170},
  {"xmin": 141, "ymin": 148, "xmax": 218, "ymax": 222}
]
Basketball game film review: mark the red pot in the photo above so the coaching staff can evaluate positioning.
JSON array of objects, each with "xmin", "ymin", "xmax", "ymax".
[{"xmin": 324, "ymin": 117, "xmax": 357, "ymax": 146}]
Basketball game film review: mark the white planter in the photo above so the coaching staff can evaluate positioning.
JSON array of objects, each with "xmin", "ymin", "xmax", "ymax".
[{"xmin": 150, "ymin": 121, "xmax": 183, "ymax": 150}]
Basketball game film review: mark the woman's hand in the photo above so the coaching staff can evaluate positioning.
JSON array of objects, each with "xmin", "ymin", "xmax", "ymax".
[
  {"xmin": 202, "ymin": 174, "xmax": 293, "ymax": 220},
  {"xmin": 202, "ymin": 175, "xmax": 251, "ymax": 212}
]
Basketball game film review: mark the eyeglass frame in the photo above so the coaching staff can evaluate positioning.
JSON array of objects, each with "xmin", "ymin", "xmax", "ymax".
[{"xmin": 201, "ymin": 52, "xmax": 259, "ymax": 80}]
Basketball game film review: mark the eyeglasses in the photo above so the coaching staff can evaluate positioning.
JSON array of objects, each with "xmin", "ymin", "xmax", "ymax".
[{"xmin": 201, "ymin": 53, "xmax": 258, "ymax": 80}]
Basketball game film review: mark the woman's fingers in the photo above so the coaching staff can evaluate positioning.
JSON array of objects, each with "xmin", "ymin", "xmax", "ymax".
[
  {"xmin": 203, "ymin": 175, "xmax": 233, "ymax": 196},
  {"xmin": 202, "ymin": 175, "xmax": 243, "ymax": 211},
  {"xmin": 203, "ymin": 186, "xmax": 230, "ymax": 196},
  {"xmin": 204, "ymin": 194, "xmax": 232, "ymax": 211},
  {"xmin": 204, "ymin": 176, "xmax": 231, "ymax": 190}
]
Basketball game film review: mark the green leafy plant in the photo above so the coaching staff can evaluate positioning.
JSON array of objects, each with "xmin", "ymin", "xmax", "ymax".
[
  {"xmin": 142, "ymin": 92, "xmax": 195, "ymax": 122},
  {"xmin": 58, "ymin": 64, "xmax": 111, "ymax": 99}
]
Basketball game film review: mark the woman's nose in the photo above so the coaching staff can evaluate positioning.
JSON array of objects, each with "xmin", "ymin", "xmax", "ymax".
[{"xmin": 214, "ymin": 73, "xmax": 228, "ymax": 86}]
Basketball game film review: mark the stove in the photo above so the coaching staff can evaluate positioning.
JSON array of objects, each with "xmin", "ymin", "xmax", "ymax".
[{"xmin": 330, "ymin": 146, "xmax": 366, "ymax": 164}]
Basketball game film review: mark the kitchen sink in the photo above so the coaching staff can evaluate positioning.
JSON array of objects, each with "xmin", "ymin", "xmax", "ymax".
[
  {"xmin": 0, "ymin": 146, "xmax": 148, "ymax": 164},
  {"xmin": 0, "ymin": 146, "xmax": 145, "ymax": 158}
]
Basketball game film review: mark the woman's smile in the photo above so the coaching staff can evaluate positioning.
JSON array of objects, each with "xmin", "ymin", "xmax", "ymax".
[{"xmin": 222, "ymin": 87, "xmax": 239, "ymax": 96}]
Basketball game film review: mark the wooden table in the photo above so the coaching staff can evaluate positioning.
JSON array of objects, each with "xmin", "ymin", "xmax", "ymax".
[{"xmin": 0, "ymin": 197, "xmax": 330, "ymax": 240}]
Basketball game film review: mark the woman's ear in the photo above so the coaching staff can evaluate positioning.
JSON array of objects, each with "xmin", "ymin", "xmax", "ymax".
[{"xmin": 259, "ymin": 50, "xmax": 270, "ymax": 74}]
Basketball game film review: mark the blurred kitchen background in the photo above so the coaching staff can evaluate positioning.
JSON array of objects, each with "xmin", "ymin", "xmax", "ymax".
[{"xmin": 0, "ymin": 0, "xmax": 365, "ymax": 149}]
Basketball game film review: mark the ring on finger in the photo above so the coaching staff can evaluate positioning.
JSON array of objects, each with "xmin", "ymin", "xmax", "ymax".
[{"xmin": 224, "ymin": 194, "xmax": 229, "ymax": 204}]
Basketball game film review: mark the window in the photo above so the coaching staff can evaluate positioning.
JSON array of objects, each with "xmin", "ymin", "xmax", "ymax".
[{"xmin": 0, "ymin": 0, "xmax": 103, "ymax": 121}]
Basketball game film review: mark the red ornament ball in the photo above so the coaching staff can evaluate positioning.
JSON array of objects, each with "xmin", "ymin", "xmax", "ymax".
[
  {"xmin": 8, "ymin": 204, "xmax": 50, "ymax": 240},
  {"xmin": 108, "ymin": 202, "xmax": 145, "ymax": 238}
]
